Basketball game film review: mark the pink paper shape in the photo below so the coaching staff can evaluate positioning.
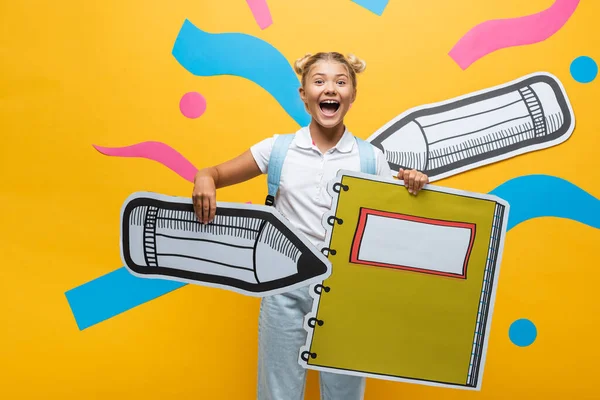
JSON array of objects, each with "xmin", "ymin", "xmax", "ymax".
[
  {"xmin": 449, "ymin": 0, "xmax": 580, "ymax": 69},
  {"xmin": 93, "ymin": 141, "xmax": 198, "ymax": 182},
  {"xmin": 179, "ymin": 92, "xmax": 207, "ymax": 119},
  {"xmin": 245, "ymin": 0, "xmax": 273, "ymax": 29}
]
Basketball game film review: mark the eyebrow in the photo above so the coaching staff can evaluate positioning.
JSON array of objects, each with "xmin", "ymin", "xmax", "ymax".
[{"xmin": 311, "ymin": 73, "xmax": 349, "ymax": 78}]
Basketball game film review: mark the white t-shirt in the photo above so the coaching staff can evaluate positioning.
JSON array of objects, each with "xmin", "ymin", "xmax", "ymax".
[{"xmin": 250, "ymin": 126, "xmax": 392, "ymax": 249}]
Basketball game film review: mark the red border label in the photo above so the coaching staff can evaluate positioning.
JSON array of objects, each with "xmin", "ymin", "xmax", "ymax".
[{"xmin": 350, "ymin": 208, "xmax": 475, "ymax": 279}]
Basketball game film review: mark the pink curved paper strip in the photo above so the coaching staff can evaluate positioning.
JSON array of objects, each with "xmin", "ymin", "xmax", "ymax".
[
  {"xmin": 449, "ymin": 0, "xmax": 580, "ymax": 69},
  {"xmin": 93, "ymin": 142, "xmax": 198, "ymax": 183},
  {"xmin": 245, "ymin": 0, "xmax": 273, "ymax": 29}
]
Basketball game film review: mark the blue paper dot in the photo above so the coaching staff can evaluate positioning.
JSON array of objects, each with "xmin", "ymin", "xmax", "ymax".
[
  {"xmin": 509, "ymin": 319, "xmax": 537, "ymax": 347},
  {"xmin": 570, "ymin": 56, "xmax": 598, "ymax": 83}
]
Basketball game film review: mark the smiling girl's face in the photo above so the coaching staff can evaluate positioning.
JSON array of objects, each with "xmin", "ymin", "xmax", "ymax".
[{"xmin": 299, "ymin": 60, "xmax": 356, "ymax": 130}]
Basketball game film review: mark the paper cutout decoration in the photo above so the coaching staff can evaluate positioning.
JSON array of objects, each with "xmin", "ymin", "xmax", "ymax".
[
  {"xmin": 66, "ymin": 173, "xmax": 599, "ymax": 330},
  {"xmin": 172, "ymin": 19, "xmax": 310, "ymax": 127},
  {"xmin": 121, "ymin": 192, "xmax": 331, "ymax": 297},
  {"xmin": 94, "ymin": 141, "xmax": 199, "ymax": 183},
  {"xmin": 245, "ymin": 0, "xmax": 273, "ymax": 30},
  {"xmin": 350, "ymin": 0, "xmax": 389, "ymax": 16},
  {"xmin": 179, "ymin": 91, "xmax": 207, "ymax": 119},
  {"xmin": 368, "ymin": 72, "xmax": 575, "ymax": 182},
  {"xmin": 448, "ymin": 0, "xmax": 580, "ymax": 70},
  {"xmin": 299, "ymin": 170, "xmax": 509, "ymax": 390}
]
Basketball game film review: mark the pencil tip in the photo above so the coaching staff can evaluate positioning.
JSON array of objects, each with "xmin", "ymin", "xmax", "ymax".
[{"xmin": 297, "ymin": 252, "xmax": 328, "ymax": 279}]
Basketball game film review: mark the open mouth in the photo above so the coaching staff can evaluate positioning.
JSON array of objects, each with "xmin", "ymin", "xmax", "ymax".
[{"xmin": 319, "ymin": 100, "xmax": 340, "ymax": 116}]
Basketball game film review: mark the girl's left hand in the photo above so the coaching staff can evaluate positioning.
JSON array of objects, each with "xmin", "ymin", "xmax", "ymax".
[{"xmin": 398, "ymin": 169, "xmax": 429, "ymax": 195}]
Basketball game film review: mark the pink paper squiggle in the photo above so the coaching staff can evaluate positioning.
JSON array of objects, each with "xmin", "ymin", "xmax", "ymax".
[
  {"xmin": 93, "ymin": 141, "xmax": 198, "ymax": 183},
  {"xmin": 245, "ymin": 0, "xmax": 273, "ymax": 30},
  {"xmin": 449, "ymin": 0, "xmax": 580, "ymax": 69}
]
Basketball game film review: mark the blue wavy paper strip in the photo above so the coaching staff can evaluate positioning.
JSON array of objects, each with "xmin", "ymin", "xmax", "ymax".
[
  {"xmin": 65, "ymin": 175, "xmax": 600, "ymax": 329},
  {"xmin": 172, "ymin": 19, "xmax": 310, "ymax": 127},
  {"xmin": 489, "ymin": 174, "xmax": 600, "ymax": 230},
  {"xmin": 351, "ymin": 0, "xmax": 389, "ymax": 16},
  {"xmin": 65, "ymin": 268, "xmax": 185, "ymax": 330}
]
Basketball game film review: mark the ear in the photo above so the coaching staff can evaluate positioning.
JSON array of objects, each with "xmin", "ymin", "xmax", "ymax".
[
  {"xmin": 350, "ymin": 89, "xmax": 357, "ymax": 104},
  {"xmin": 299, "ymin": 86, "xmax": 310, "ymax": 113},
  {"xmin": 299, "ymin": 86, "xmax": 306, "ymax": 103}
]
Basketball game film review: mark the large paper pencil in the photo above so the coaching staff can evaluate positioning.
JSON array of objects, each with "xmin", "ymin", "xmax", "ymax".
[
  {"xmin": 299, "ymin": 171, "xmax": 509, "ymax": 390},
  {"xmin": 121, "ymin": 192, "xmax": 332, "ymax": 297},
  {"xmin": 368, "ymin": 72, "xmax": 574, "ymax": 181}
]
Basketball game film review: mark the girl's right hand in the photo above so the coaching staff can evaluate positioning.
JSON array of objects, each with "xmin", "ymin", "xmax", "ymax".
[
  {"xmin": 192, "ymin": 169, "xmax": 217, "ymax": 224},
  {"xmin": 191, "ymin": 150, "xmax": 263, "ymax": 224}
]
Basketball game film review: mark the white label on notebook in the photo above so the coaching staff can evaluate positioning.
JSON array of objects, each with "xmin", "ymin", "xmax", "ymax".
[{"xmin": 351, "ymin": 208, "xmax": 475, "ymax": 278}]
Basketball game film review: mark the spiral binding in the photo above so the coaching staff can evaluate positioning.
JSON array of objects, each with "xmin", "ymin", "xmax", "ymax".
[
  {"xmin": 308, "ymin": 317, "xmax": 324, "ymax": 328},
  {"xmin": 333, "ymin": 182, "xmax": 349, "ymax": 193},
  {"xmin": 327, "ymin": 216, "xmax": 344, "ymax": 226},
  {"xmin": 321, "ymin": 247, "xmax": 337, "ymax": 256},
  {"xmin": 303, "ymin": 180, "xmax": 347, "ymax": 365},
  {"xmin": 313, "ymin": 284, "xmax": 330, "ymax": 295}
]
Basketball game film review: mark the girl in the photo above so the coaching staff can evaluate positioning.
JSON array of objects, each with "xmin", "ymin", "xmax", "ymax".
[{"xmin": 192, "ymin": 52, "xmax": 428, "ymax": 400}]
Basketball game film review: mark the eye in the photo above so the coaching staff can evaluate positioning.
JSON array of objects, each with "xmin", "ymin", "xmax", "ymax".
[
  {"xmin": 315, "ymin": 79, "xmax": 324, "ymax": 84},
  {"xmin": 337, "ymin": 80, "xmax": 346, "ymax": 85}
]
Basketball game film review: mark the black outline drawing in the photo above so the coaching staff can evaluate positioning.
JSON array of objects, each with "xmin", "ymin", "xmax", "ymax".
[
  {"xmin": 368, "ymin": 72, "xmax": 575, "ymax": 181},
  {"xmin": 121, "ymin": 192, "xmax": 332, "ymax": 297},
  {"xmin": 299, "ymin": 170, "xmax": 509, "ymax": 390}
]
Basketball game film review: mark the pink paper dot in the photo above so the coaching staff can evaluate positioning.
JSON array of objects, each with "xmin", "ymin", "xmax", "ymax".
[{"xmin": 179, "ymin": 92, "xmax": 207, "ymax": 119}]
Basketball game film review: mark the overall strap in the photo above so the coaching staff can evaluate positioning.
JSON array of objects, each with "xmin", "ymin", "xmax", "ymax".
[
  {"xmin": 266, "ymin": 134, "xmax": 295, "ymax": 206},
  {"xmin": 355, "ymin": 137, "xmax": 377, "ymax": 175}
]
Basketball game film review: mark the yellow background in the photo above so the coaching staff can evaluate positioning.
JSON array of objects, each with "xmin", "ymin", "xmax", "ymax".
[{"xmin": 1, "ymin": 0, "xmax": 599, "ymax": 399}]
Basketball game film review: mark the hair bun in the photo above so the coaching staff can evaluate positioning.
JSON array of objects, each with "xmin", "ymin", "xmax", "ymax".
[
  {"xmin": 346, "ymin": 53, "xmax": 366, "ymax": 74},
  {"xmin": 294, "ymin": 53, "xmax": 313, "ymax": 75}
]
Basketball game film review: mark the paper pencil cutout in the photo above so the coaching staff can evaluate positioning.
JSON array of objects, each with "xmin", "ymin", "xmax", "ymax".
[
  {"xmin": 120, "ymin": 192, "xmax": 332, "ymax": 297},
  {"xmin": 299, "ymin": 170, "xmax": 509, "ymax": 390},
  {"xmin": 368, "ymin": 72, "xmax": 575, "ymax": 181}
]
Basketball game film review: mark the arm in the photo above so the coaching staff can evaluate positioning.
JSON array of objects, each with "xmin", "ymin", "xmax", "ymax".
[{"xmin": 193, "ymin": 149, "xmax": 262, "ymax": 224}]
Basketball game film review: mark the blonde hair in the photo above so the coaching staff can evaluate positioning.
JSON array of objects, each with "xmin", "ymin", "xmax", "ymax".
[{"xmin": 294, "ymin": 52, "xmax": 366, "ymax": 89}]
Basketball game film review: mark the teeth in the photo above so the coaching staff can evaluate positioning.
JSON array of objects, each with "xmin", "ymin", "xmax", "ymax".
[{"xmin": 322, "ymin": 100, "xmax": 339, "ymax": 104}]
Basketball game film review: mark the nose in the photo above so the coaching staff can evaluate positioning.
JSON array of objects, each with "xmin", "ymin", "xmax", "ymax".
[{"xmin": 324, "ymin": 81, "xmax": 336, "ymax": 94}]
